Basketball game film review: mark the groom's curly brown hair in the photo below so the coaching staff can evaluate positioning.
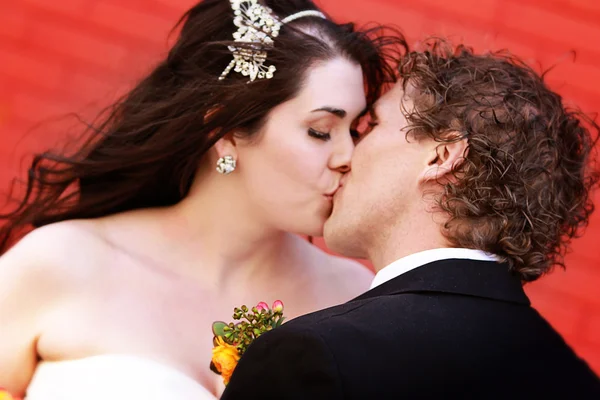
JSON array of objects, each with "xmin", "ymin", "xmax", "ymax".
[{"xmin": 397, "ymin": 39, "xmax": 599, "ymax": 282}]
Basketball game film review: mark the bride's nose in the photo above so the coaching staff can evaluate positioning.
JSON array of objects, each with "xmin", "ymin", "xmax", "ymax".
[{"xmin": 328, "ymin": 133, "xmax": 354, "ymax": 173}]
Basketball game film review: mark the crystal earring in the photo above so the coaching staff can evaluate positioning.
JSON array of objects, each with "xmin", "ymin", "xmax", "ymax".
[{"xmin": 216, "ymin": 155, "xmax": 236, "ymax": 175}]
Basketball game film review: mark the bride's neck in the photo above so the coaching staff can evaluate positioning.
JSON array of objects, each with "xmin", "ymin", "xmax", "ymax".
[{"xmin": 156, "ymin": 171, "xmax": 300, "ymax": 284}]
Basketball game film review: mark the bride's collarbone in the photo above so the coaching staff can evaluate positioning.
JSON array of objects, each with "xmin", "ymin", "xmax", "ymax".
[
  {"xmin": 35, "ymin": 242, "xmax": 349, "ymax": 370},
  {"xmin": 37, "ymin": 278, "xmax": 217, "ymax": 367}
]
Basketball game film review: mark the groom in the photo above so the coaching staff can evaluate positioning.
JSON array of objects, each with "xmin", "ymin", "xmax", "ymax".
[{"xmin": 222, "ymin": 41, "xmax": 600, "ymax": 399}]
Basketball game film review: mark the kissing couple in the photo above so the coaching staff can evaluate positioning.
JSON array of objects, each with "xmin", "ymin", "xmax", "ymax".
[{"xmin": 1, "ymin": 0, "xmax": 599, "ymax": 399}]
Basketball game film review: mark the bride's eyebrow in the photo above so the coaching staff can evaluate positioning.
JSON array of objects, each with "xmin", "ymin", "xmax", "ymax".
[{"xmin": 311, "ymin": 107, "xmax": 347, "ymax": 118}]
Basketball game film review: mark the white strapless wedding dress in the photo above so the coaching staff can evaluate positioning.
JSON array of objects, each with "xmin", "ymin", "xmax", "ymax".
[{"xmin": 25, "ymin": 355, "xmax": 218, "ymax": 400}]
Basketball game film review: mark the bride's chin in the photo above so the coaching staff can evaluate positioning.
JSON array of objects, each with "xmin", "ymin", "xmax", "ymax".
[
  {"xmin": 285, "ymin": 204, "xmax": 331, "ymax": 238},
  {"xmin": 302, "ymin": 224, "xmax": 325, "ymax": 238},
  {"xmin": 296, "ymin": 219, "xmax": 326, "ymax": 238}
]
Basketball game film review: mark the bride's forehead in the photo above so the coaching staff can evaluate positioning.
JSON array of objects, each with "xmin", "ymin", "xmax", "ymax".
[
  {"xmin": 303, "ymin": 59, "xmax": 363, "ymax": 90},
  {"xmin": 289, "ymin": 60, "xmax": 366, "ymax": 114}
]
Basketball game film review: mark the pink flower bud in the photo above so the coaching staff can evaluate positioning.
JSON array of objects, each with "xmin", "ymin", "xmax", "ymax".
[
  {"xmin": 272, "ymin": 300, "xmax": 284, "ymax": 313},
  {"xmin": 256, "ymin": 302, "xmax": 269, "ymax": 312}
]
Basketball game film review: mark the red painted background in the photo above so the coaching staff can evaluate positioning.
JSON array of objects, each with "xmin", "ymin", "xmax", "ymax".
[{"xmin": 1, "ymin": 0, "xmax": 599, "ymax": 372}]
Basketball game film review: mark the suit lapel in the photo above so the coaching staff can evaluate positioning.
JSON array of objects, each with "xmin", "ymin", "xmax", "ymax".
[{"xmin": 352, "ymin": 259, "xmax": 530, "ymax": 305}]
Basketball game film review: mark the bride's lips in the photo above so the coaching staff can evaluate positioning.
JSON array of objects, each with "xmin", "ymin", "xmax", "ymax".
[
  {"xmin": 324, "ymin": 181, "xmax": 344, "ymax": 201},
  {"xmin": 333, "ymin": 176, "xmax": 349, "ymax": 200},
  {"xmin": 333, "ymin": 184, "xmax": 343, "ymax": 200}
]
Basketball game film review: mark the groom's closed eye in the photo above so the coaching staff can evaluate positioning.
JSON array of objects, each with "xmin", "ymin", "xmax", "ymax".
[
  {"xmin": 366, "ymin": 108, "xmax": 381, "ymax": 133},
  {"xmin": 349, "ymin": 108, "xmax": 371, "ymax": 140},
  {"xmin": 354, "ymin": 110, "xmax": 379, "ymax": 136}
]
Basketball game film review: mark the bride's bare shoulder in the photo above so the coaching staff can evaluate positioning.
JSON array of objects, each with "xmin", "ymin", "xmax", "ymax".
[
  {"xmin": 0, "ymin": 220, "xmax": 111, "ymax": 285},
  {"xmin": 0, "ymin": 221, "xmax": 113, "ymax": 394}
]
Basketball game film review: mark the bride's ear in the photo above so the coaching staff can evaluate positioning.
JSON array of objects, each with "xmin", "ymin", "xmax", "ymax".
[
  {"xmin": 204, "ymin": 105, "xmax": 238, "ymax": 161},
  {"xmin": 213, "ymin": 132, "xmax": 238, "ymax": 161},
  {"xmin": 419, "ymin": 135, "xmax": 468, "ymax": 183}
]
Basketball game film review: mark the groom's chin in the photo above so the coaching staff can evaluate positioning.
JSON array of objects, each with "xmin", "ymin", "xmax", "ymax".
[{"xmin": 323, "ymin": 217, "xmax": 362, "ymax": 258}]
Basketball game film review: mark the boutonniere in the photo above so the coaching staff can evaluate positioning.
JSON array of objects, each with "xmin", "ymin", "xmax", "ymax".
[{"xmin": 210, "ymin": 300, "xmax": 285, "ymax": 385}]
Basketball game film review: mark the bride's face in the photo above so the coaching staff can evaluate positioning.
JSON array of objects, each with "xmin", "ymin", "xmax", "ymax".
[{"xmin": 235, "ymin": 57, "xmax": 366, "ymax": 236}]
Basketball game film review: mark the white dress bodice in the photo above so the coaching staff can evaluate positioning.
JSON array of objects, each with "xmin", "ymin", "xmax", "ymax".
[{"xmin": 25, "ymin": 355, "xmax": 218, "ymax": 400}]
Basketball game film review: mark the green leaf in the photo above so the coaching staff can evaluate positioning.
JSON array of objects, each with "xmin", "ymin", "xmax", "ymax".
[
  {"xmin": 212, "ymin": 321, "xmax": 228, "ymax": 337},
  {"xmin": 275, "ymin": 316, "xmax": 285, "ymax": 327}
]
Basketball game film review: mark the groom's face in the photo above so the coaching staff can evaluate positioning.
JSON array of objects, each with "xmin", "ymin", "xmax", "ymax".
[{"xmin": 324, "ymin": 82, "xmax": 429, "ymax": 258}]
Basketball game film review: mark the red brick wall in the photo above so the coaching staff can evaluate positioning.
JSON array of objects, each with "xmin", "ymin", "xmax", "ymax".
[{"xmin": 1, "ymin": 0, "xmax": 599, "ymax": 372}]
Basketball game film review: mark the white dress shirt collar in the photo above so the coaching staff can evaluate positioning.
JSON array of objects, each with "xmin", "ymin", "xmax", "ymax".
[{"xmin": 370, "ymin": 248, "xmax": 499, "ymax": 289}]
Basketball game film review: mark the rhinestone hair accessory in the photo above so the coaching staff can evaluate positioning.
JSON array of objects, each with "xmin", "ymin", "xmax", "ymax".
[
  {"xmin": 219, "ymin": 0, "xmax": 327, "ymax": 82},
  {"xmin": 281, "ymin": 10, "xmax": 326, "ymax": 24}
]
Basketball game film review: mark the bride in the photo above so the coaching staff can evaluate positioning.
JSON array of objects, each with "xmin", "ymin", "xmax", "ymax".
[{"xmin": 0, "ymin": 0, "xmax": 403, "ymax": 398}]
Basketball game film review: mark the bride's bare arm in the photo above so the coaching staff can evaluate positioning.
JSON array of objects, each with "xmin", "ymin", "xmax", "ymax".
[{"xmin": 0, "ymin": 227, "xmax": 75, "ymax": 396}]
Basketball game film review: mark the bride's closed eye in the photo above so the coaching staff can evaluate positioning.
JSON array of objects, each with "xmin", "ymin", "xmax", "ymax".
[
  {"xmin": 308, "ymin": 128, "xmax": 331, "ymax": 141},
  {"xmin": 308, "ymin": 128, "xmax": 361, "ymax": 141}
]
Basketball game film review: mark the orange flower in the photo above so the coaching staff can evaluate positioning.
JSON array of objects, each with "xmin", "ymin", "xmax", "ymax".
[
  {"xmin": 211, "ymin": 336, "xmax": 240, "ymax": 385},
  {"xmin": 0, "ymin": 388, "xmax": 19, "ymax": 400}
]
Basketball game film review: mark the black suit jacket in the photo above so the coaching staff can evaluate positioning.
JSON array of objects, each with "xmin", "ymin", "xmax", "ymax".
[{"xmin": 222, "ymin": 259, "xmax": 600, "ymax": 399}]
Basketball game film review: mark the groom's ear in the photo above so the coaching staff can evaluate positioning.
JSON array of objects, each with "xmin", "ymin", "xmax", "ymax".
[{"xmin": 419, "ymin": 134, "xmax": 468, "ymax": 184}]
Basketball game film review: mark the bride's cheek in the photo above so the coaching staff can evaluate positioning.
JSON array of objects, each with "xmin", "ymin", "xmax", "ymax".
[
  {"xmin": 294, "ymin": 151, "xmax": 329, "ymax": 193},
  {"xmin": 276, "ymin": 140, "xmax": 321, "ymax": 183}
]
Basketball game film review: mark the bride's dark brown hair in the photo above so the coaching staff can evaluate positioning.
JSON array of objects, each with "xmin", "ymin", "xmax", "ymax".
[{"xmin": 0, "ymin": 0, "xmax": 406, "ymax": 253}]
